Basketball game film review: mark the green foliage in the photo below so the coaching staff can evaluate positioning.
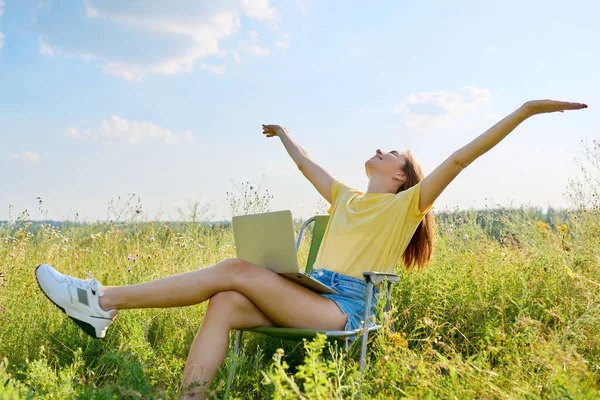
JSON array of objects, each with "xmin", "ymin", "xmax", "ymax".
[
  {"xmin": 262, "ymin": 335, "xmax": 360, "ymax": 399},
  {"xmin": 1, "ymin": 174, "xmax": 599, "ymax": 399},
  {"xmin": 225, "ymin": 178, "xmax": 274, "ymax": 218}
]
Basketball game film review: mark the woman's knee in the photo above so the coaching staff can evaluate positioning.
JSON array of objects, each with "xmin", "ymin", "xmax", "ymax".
[
  {"xmin": 222, "ymin": 258, "xmax": 258, "ymax": 289},
  {"xmin": 208, "ymin": 290, "xmax": 272, "ymax": 330},
  {"xmin": 208, "ymin": 290, "xmax": 250, "ymax": 315}
]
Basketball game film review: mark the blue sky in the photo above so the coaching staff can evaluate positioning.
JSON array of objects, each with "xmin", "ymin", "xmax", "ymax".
[{"xmin": 0, "ymin": 0, "xmax": 598, "ymax": 222}]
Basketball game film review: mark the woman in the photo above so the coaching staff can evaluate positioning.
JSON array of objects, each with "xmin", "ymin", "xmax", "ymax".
[{"xmin": 35, "ymin": 100, "xmax": 587, "ymax": 398}]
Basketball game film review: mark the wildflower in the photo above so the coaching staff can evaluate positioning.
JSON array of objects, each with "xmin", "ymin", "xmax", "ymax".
[
  {"xmin": 464, "ymin": 234, "xmax": 469, "ymax": 240},
  {"xmin": 558, "ymin": 224, "xmax": 570, "ymax": 234},
  {"xmin": 150, "ymin": 236, "xmax": 156, "ymax": 242},
  {"xmin": 181, "ymin": 243, "xmax": 187, "ymax": 248},
  {"xmin": 536, "ymin": 221, "xmax": 550, "ymax": 231},
  {"xmin": 388, "ymin": 332, "xmax": 408, "ymax": 348},
  {"xmin": 9, "ymin": 253, "xmax": 16, "ymax": 258},
  {"xmin": 127, "ymin": 254, "xmax": 138, "ymax": 262},
  {"xmin": 63, "ymin": 238, "xmax": 69, "ymax": 243},
  {"xmin": 103, "ymin": 251, "xmax": 108, "ymax": 257},
  {"xmin": 198, "ymin": 243, "xmax": 204, "ymax": 249}
]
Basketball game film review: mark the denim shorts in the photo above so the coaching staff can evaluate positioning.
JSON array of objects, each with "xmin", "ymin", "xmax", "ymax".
[{"xmin": 309, "ymin": 268, "xmax": 379, "ymax": 332}]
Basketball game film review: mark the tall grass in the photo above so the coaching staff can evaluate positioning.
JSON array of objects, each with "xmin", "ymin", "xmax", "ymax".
[{"xmin": 1, "ymin": 141, "xmax": 598, "ymax": 399}]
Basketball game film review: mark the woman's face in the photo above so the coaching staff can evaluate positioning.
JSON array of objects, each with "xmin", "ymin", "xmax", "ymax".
[{"xmin": 365, "ymin": 149, "xmax": 406, "ymax": 179}]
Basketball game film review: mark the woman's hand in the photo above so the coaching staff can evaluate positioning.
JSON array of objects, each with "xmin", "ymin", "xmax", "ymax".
[
  {"xmin": 521, "ymin": 100, "xmax": 588, "ymax": 116},
  {"xmin": 262, "ymin": 124, "xmax": 289, "ymax": 138}
]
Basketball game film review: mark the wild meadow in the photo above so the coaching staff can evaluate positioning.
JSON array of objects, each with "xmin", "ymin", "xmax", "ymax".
[{"xmin": 1, "ymin": 141, "xmax": 599, "ymax": 399}]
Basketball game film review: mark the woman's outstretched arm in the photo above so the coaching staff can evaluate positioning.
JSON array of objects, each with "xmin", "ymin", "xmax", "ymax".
[
  {"xmin": 418, "ymin": 100, "xmax": 588, "ymax": 212},
  {"xmin": 262, "ymin": 124, "xmax": 336, "ymax": 204}
]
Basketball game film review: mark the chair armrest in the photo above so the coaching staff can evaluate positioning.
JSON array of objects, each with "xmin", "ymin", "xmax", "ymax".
[
  {"xmin": 295, "ymin": 217, "xmax": 316, "ymax": 253},
  {"xmin": 362, "ymin": 271, "xmax": 400, "ymax": 285}
]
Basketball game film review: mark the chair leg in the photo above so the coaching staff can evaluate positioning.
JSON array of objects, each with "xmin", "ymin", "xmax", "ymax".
[
  {"xmin": 225, "ymin": 330, "xmax": 243, "ymax": 397},
  {"xmin": 384, "ymin": 281, "xmax": 395, "ymax": 333},
  {"xmin": 359, "ymin": 283, "xmax": 374, "ymax": 372}
]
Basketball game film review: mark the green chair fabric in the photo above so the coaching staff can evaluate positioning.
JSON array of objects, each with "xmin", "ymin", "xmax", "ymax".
[{"xmin": 304, "ymin": 215, "xmax": 330, "ymax": 274}]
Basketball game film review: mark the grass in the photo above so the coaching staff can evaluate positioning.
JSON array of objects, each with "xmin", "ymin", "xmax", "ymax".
[
  {"xmin": 1, "ymin": 203, "xmax": 599, "ymax": 399},
  {"xmin": 3, "ymin": 139, "xmax": 600, "ymax": 399}
]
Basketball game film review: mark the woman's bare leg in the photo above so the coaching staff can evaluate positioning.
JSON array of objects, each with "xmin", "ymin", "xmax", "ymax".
[
  {"xmin": 180, "ymin": 291, "xmax": 273, "ymax": 400},
  {"xmin": 98, "ymin": 257, "xmax": 347, "ymax": 330},
  {"xmin": 99, "ymin": 258, "xmax": 236, "ymax": 310}
]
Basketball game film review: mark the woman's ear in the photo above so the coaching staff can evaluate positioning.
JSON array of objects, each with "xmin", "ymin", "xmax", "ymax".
[{"xmin": 393, "ymin": 171, "xmax": 407, "ymax": 183}]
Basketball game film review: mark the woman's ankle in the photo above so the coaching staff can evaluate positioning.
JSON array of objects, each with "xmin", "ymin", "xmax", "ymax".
[{"xmin": 98, "ymin": 286, "xmax": 116, "ymax": 311}]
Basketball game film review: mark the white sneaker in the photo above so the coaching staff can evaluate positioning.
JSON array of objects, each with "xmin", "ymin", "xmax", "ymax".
[{"xmin": 35, "ymin": 264, "xmax": 114, "ymax": 339}]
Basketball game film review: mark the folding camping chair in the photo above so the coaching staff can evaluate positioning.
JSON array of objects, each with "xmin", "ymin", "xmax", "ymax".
[{"xmin": 226, "ymin": 215, "xmax": 400, "ymax": 392}]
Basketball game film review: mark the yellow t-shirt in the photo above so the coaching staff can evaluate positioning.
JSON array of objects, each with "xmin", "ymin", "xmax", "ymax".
[{"xmin": 312, "ymin": 180, "xmax": 430, "ymax": 278}]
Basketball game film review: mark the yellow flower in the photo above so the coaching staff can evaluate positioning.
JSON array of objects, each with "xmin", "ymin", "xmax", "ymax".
[
  {"xmin": 536, "ymin": 221, "xmax": 550, "ymax": 231},
  {"xmin": 388, "ymin": 332, "xmax": 409, "ymax": 349}
]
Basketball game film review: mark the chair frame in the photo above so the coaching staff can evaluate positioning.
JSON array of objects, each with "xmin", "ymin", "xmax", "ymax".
[{"xmin": 226, "ymin": 216, "xmax": 399, "ymax": 393}]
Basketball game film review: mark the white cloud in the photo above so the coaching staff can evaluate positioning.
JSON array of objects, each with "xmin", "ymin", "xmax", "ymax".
[
  {"xmin": 12, "ymin": 152, "xmax": 42, "ymax": 165},
  {"xmin": 65, "ymin": 126, "xmax": 80, "ymax": 138},
  {"xmin": 248, "ymin": 30, "xmax": 259, "ymax": 39},
  {"xmin": 39, "ymin": 39, "xmax": 54, "ymax": 55},
  {"xmin": 232, "ymin": 51, "xmax": 242, "ymax": 64},
  {"xmin": 244, "ymin": 43, "xmax": 270, "ymax": 56},
  {"xmin": 239, "ymin": 0, "xmax": 278, "ymax": 22},
  {"xmin": 84, "ymin": 0, "xmax": 99, "ymax": 18},
  {"xmin": 200, "ymin": 63, "xmax": 227, "ymax": 75},
  {"xmin": 275, "ymin": 40, "xmax": 288, "ymax": 51},
  {"xmin": 66, "ymin": 115, "xmax": 195, "ymax": 145},
  {"xmin": 0, "ymin": 32, "xmax": 4, "ymax": 50},
  {"xmin": 183, "ymin": 131, "xmax": 194, "ymax": 141},
  {"xmin": 100, "ymin": 62, "xmax": 144, "ymax": 82},
  {"xmin": 39, "ymin": 38, "xmax": 96, "ymax": 61},
  {"xmin": 0, "ymin": 0, "xmax": 4, "ymax": 18},
  {"xmin": 397, "ymin": 86, "xmax": 492, "ymax": 129},
  {"xmin": 38, "ymin": 0, "xmax": 280, "ymax": 81}
]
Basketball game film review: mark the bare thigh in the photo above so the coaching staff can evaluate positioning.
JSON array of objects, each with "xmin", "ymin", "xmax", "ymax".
[{"xmin": 229, "ymin": 259, "xmax": 347, "ymax": 331}]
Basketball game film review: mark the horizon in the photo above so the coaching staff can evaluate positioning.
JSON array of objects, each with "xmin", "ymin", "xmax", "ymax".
[
  {"xmin": 0, "ymin": 203, "xmax": 578, "ymax": 225},
  {"xmin": 1, "ymin": 0, "xmax": 598, "ymax": 222}
]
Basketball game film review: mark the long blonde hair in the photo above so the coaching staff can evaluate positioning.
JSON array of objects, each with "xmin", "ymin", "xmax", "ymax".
[{"xmin": 397, "ymin": 151, "xmax": 434, "ymax": 270}]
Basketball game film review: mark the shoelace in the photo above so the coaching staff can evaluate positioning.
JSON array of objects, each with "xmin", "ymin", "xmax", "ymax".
[
  {"xmin": 84, "ymin": 271, "xmax": 101, "ymax": 292},
  {"xmin": 63, "ymin": 271, "xmax": 101, "ymax": 293}
]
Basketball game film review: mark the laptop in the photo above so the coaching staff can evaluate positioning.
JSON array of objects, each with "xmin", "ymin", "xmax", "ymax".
[{"xmin": 232, "ymin": 210, "xmax": 338, "ymax": 294}]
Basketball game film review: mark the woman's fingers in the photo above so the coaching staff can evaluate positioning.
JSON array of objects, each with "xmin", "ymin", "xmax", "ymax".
[
  {"xmin": 524, "ymin": 100, "xmax": 588, "ymax": 115},
  {"xmin": 262, "ymin": 124, "xmax": 279, "ymax": 137},
  {"xmin": 555, "ymin": 101, "xmax": 587, "ymax": 110}
]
